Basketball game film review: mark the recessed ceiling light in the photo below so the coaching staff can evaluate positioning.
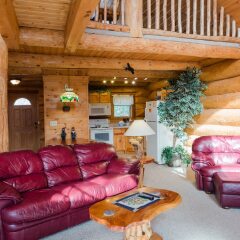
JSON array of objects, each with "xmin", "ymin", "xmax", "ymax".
[
  {"xmin": 132, "ymin": 80, "xmax": 136, "ymax": 85},
  {"xmin": 10, "ymin": 79, "xmax": 21, "ymax": 85},
  {"xmin": 124, "ymin": 77, "xmax": 128, "ymax": 80},
  {"xmin": 111, "ymin": 80, "xmax": 115, "ymax": 84},
  {"xmin": 144, "ymin": 78, "xmax": 148, "ymax": 81},
  {"xmin": 134, "ymin": 77, "xmax": 138, "ymax": 80},
  {"xmin": 124, "ymin": 80, "xmax": 128, "ymax": 84},
  {"xmin": 103, "ymin": 80, "xmax": 107, "ymax": 84},
  {"xmin": 113, "ymin": 76, "xmax": 116, "ymax": 80}
]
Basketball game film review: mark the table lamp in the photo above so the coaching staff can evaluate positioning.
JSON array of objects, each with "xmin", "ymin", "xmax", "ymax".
[{"xmin": 124, "ymin": 120, "xmax": 155, "ymax": 160}]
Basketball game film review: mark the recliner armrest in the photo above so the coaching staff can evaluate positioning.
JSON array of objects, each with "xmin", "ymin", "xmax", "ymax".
[
  {"xmin": 107, "ymin": 157, "xmax": 140, "ymax": 175},
  {"xmin": 0, "ymin": 182, "xmax": 22, "ymax": 204}
]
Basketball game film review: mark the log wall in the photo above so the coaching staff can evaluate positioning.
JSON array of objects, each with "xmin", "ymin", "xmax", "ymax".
[
  {"xmin": 43, "ymin": 75, "xmax": 89, "ymax": 144},
  {"xmin": 0, "ymin": 36, "xmax": 8, "ymax": 152}
]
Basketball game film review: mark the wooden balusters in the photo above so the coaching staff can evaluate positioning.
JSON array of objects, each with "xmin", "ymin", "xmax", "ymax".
[
  {"xmin": 147, "ymin": 0, "xmax": 151, "ymax": 29},
  {"xmin": 200, "ymin": 0, "xmax": 204, "ymax": 35},
  {"xmin": 178, "ymin": 0, "xmax": 182, "ymax": 33},
  {"xmin": 226, "ymin": 14, "xmax": 230, "ymax": 37},
  {"xmin": 193, "ymin": 0, "xmax": 197, "ymax": 35},
  {"xmin": 186, "ymin": 0, "xmax": 190, "ymax": 34},
  {"xmin": 213, "ymin": 0, "xmax": 217, "ymax": 36},
  {"xmin": 232, "ymin": 20, "xmax": 236, "ymax": 37},
  {"xmin": 121, "ymin": 0, "xmax": 125, "ymax": 26},
  {"xmin": 94, "ymin": 4, "xmax": 99, "ymax": 22},
  {"xmin": 163, "ymin": 0, "xmax": 167, "ymax": 31},
  {"xmin": 171, "ymin": 0, "xmax": 175, "ymax": 32},
  {"xmin": 104, "ymin": 0, "xmax": 108, "ymax": 24},
  {"xmin": 207, "ymin": 0, "xmax": 211, "ymax": 36},
  {"xmin": 155, "ymin": 0, "xmax": 160, "ymax": 30},
  {"xmin": 219, "ymin": 6, "xmax": 224, "ymax": 36},
  {"xmin": 113, "ymin": 0, "xmax": 117, "ymax": 24}
]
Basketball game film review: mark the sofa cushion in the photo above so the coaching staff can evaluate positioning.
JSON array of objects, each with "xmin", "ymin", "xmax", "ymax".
[
  {"xmin": 73, "ymin": 143, "xmax": 117, "ymax": 164},
  {"xmin": 0, "ymin": 182, "xmax": 22, "ymax": 204},
  {"xmin": 200, "ymin": 164, "xmax": 240, "ymax": 177},
  {"xmin": 53, "ymin": 180, "xmax": 106, "ymax": 209},
  {"xmin": 80, "ymin": 161, "xmax": 110, "ymax": 179},
  {"xmin": 214, "ymin": 172, "xmax": 240, "ymax": 195},
  {"xmin": 0, "ymin": 150, "xmax": 47, "ymax": 192},
  {"xmin": 39, "ymin": 146, "xmax": 82, "ymax": 187},
  {"xmin": 2, "ymin": 188, "xmax": 70, "ymax": 224},
  {"xmin": 88, "ymin": 173, "xmax": 138, "ymax": 197}
]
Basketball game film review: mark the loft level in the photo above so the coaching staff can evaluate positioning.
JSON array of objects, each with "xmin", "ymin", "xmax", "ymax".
[{"xmin": 90, "ymin": 0, "xmax": 240, "ymax": 45}]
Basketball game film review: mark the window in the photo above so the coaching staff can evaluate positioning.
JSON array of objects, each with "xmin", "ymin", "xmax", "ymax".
[
  {"xmin": 113, "ymin": 95, "xmax": 133, "ymax": 118},
  {"xmin": 14, "ymin": 98, "xmax": 31, "ymax": 106},
  {"xmin": 114, "ymin": 105, "xmax": 131, "ymax": 117}
]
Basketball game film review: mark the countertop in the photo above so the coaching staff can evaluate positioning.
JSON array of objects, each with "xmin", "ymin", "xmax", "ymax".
[{"xmin": 109, "ymin": 124, "xmax": 129, "ymax": 129}]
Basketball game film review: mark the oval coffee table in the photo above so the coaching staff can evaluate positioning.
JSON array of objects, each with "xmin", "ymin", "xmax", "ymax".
[{"xmin": 89, "ymin": 187, "xmax": 181, "ymax": 240}]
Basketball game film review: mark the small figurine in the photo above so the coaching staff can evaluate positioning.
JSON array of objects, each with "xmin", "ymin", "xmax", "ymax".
[
  {"xmin": 71, "ymin": 127, "xmax": 77, "ymax": 140},
  {"xmin": 61, "ymin": 127, "xmax": 66, "ymax": 141}
]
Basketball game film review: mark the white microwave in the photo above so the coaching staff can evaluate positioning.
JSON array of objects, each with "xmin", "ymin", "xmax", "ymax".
[{"xmin": 89, "ymin": 103, "xmax": 111, "ymax": 116}]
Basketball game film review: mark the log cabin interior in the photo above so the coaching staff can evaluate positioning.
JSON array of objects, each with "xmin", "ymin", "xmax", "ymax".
[{"xmin": 1, "ymin": 1, "xmax": 240, "ymax": 240}]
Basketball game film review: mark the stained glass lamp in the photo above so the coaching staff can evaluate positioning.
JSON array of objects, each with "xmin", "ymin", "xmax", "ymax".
[{"xmin": 60, "ymin": 85, "xmax": 79, "ymax": 103}]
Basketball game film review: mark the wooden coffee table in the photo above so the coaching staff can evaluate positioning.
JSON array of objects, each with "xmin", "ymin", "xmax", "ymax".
[{"xmin": 89, "ymin": 187, "xmax": 181, "ymax": 240}]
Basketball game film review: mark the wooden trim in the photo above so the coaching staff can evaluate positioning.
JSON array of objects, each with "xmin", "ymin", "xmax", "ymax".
[
  {"xmin": 142, "ymin": 28, "xmax": 240, "ymax": 44},
  {"xmin": 87, "ymin": 21, "xmax": 130, "ymax": 32}
]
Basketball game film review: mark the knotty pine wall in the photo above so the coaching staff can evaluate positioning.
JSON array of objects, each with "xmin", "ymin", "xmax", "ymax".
[{"xmin": 43, "ymin": 76, "xmax": 89, "ymax": 144}]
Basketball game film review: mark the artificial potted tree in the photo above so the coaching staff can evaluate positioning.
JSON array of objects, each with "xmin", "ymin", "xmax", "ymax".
[{"xmin": 158, "ymin": 67, "xmax": 207, "ymax": 167}]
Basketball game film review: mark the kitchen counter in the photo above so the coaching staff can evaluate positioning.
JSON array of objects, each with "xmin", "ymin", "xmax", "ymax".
[{"xmin": 110, "ymin": 124, "xmax": 129, "ymax": 129}]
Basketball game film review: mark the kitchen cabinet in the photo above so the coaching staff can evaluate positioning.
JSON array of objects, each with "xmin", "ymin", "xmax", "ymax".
[
  {"xmin": 113, "ymin": 128, "xmax": 134, "ymax": 152},
  {"xmin": 89, "ymin": 92, "xmax": 111, "ymax": 103}
]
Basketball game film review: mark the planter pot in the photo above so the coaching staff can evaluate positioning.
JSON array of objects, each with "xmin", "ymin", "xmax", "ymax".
[{"xmin": 167, "ymin": 154, "xmax": 182, "ymax": 167}]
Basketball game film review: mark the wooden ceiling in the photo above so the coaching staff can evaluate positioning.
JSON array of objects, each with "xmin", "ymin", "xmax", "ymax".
[{"xmin": 1, "ymin": 0, "xmax": 240, "ymax": 89}]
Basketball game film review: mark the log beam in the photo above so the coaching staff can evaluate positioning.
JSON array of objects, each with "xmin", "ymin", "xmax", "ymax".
[
  {"xmin": 0, "ymin": 0, "xmax": 19, "ymax": 49},
  {"xmin": 9, "ymin": 53, "xmax": 199, "ymax": 71},
  {"xmin": 202, "ymin": 60, "xmax": 240, "ymax": 81},
  {"xmin": 65, "ymin": 0, "xmax": 100, "ymax": 53},
  {"xmin": 0, "ymin": 35, "xmax": 9, "ymax": 152}
]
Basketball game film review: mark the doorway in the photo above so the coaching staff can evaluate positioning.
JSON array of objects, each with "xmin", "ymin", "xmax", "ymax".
[{"xmin": 8, "ymin": 93, "xmax": 40, "ymax": 151}]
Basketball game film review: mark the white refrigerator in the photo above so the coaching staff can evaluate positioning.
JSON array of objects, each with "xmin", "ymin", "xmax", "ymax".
[{"xmin": 145, "ymin": 101, "xmax": 174, "ymax": 164}]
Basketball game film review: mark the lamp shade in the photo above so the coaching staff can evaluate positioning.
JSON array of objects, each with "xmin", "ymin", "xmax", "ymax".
[
  {"xmin": 124, "ymin": 120, "xmax": 155, "ymax": 137},
  {"xmin": 60, "ymin": 85, "xmax": 79, "ymax": 103}
]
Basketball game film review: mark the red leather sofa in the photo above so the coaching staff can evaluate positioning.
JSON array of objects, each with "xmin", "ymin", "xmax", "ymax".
[
  {"xmin": 191, "ymin": 136, "xmax": 240, "ymax": 193},
  {"xmin": 0, "ymin": 143, "xmax": 139, "ymax": 240}
]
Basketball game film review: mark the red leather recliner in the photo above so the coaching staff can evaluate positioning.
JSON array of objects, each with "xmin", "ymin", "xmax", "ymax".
[
  {"xmin": 191, "ymin": 136, "xmax": 240, "ymax": 193},
  {"xmin": 0, "ymin": 143, "xmax": 139, "ymax": 240}
]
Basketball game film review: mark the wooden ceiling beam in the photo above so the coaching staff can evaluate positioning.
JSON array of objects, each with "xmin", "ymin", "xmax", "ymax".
[
  {"xmin": 65, "ymin": 0, "xmax": 100, "ymax": 53},
  {"xmin": 0, "ymin": 0, "xmax": 19, "ymax": 49},
  {"xmin": 9, "ymin": 53, "xmax": 199, "ymax": 71}
]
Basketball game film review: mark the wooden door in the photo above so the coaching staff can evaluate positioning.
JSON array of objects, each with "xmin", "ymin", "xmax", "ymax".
[{"xmin": 8, "ymin": 93, "xmax": 40, "ymax": 151}]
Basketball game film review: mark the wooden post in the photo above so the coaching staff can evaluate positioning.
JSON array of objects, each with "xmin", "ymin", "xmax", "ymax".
[
  {"xmin": 213, "ymin": 0, "xmax": 217, "ymax": 36},
  {"xmin": 163, "ymin": 0, "xmax": 167, "ymax": 31},
  {"xmin": 171, "ymin": 0, "xmax": 175, "ymax": 32},
  {"xmin": 147, "ymin": 0, "xmax": 151, "ymax": 29},
  {"xmin": 178, "ymin": 0, "xmax": 182, "ymax": 33},
  {"xmin": 121, "ymin": 0, "xmax": 125, "ymax": 25},
  {"xmin": 155, "ymin": 0, "xmax": 160, "ymax": 30},
  {"xmin": 193, "ymin": 0, "xmax": 197, "ymax": 35},
  {"xmin": 219, "ymin": 6, "xmax": 224, "ymax": 36},
  {"xmin": 207, "ymin": 0, "xmax": 211, "ymax": 36},
  {"xmin": 186, "ymin": 0, "xmax": 190, "ymax": 34},
  {"xmin": 238, "ymin": 28, "xmax": 240, "ymax": 38},
  {"xmin": 226, "ymin": 14, "xmax": 230, "ymax": 37},
  {"xmin": 125, "ymin": 0, "xmax": 143, "ymax": 37},
  {"xmin": 200, "ymin": 0, "xmax": 204, "ymax": 35},
  {"xmin": 0, "ymin": 35, "xmax": 9, "ymax": 152}
]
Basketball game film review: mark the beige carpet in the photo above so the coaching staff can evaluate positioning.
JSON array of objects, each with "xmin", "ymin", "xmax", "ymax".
[{"xmin": 43, "ymin": 164, "xmax": 240, "ymax": 240}]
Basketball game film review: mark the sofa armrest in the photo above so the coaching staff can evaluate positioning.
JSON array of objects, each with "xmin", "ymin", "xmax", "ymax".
[
  {"xmin": 191, "ymin": 161, "xmax": 212, "ymax": 172},
  {"xmin": 0, "ymin": 182, "xmax": 22, "ymax": 204},
  {"xmin": 107, "ymin": 157, "xmax": 140, "ymax": 175}
]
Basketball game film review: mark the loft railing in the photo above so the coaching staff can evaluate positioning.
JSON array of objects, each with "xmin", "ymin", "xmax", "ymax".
[
  {"xmin": 143, "ymin": 0, "xmax": 240, "ymax": 39},
  {"xmin": 91, "ymin": 0, "xmax": 126, "ymax": 26}
]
